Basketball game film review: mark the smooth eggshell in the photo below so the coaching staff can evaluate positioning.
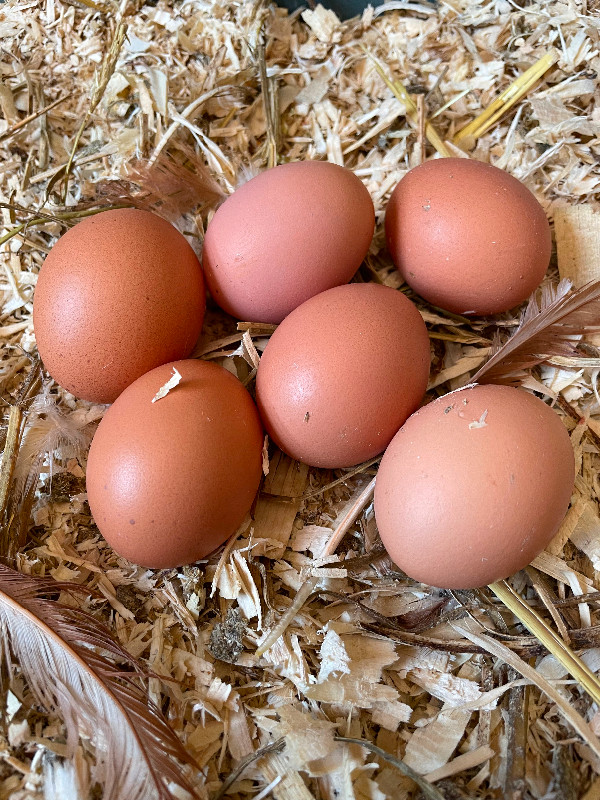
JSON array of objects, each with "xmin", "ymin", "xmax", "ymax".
[
  {"xmin": 385, "ymin": 158, "xmax": 551, "ymax": 315},
  {"xmin": 34, "ymin": 209, "xmax": 205, "ymax": 403},
  {"xmin": 255, "ymin": 283, "xmax": 430, "ymax": 468},
  {"xmin": 374, "ymin": 384, "xmax": 575, "ymax": 589},
  {"xmin": 86, "ymin": 360, "xmax": 263, "ymax": 569},
  {"xmin": 202, "ymin": 161, "xmax": 375, "ymax": 323}
]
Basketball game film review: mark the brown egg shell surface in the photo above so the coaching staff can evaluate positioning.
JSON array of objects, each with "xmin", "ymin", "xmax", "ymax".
[
  {"xmin": 33, "ymin": 208, "xmax": 206, "ymax": 404},
  {"xmin": 374, "ymin": 384, "xmax": 575, "ymax": 589},
  {"xmin": 202, "ymin": 161, "xmax": 375, "ymax": 324},
  {"xmin": 255, "ymin": 283, "xmax": 431, "ymax": 469},
  {"xmin": 385, "ymin": 158, "xmax": 552, "ymax": 315},
  {"xmin": 86, "ymin": 359, "xmax": 264, "ymax": 569}
]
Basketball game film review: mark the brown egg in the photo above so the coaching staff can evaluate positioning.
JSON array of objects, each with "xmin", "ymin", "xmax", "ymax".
[
  {"xmin": 33, "ymin": 209, "xmax": 205, "ymax": 403},
  {"xmin": 202, "ymin": 161, "xmax": 375, "ymax": 323},
  {"xmin": 374, "ymin": 385, "xmax": 575, "ymax": 589},
  {"xmin": 255, "ymin": 284, "xmax": 430, "ymax": 468},
  {"xmin": 86, "ymin": 360, "xmax": 263, "ymax": 569},
  {"xmin": 385, "ymin": 158, "xmax": 551, "ymax": 315}
]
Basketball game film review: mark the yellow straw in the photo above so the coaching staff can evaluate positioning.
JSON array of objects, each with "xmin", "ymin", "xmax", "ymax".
[
  {"xmin": 363, "ymin": 47, "xmax": 452, "ymax": 158},
  {"xmin": 489, "ymin": 579, "xmax": 600, "ymax": 707},
  {"xmin": 454, "ymin": 49, "xmax": 559, "ymax": 146}
]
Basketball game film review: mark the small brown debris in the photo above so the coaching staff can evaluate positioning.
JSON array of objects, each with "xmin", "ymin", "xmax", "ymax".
[
  {"xmin": 115, "ymin": 584, "xmax": 143, "ymax": 615},
  {"xmin": 208, "ymin": 607, "xmax": 246, "ymax": 664}
]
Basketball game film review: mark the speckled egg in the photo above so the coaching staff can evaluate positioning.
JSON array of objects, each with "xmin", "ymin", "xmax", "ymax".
[
  {"xmin": 34, "ymin": 209, "xmax": 205, "ymax": 403},
  {"xmin": 385, "ymin": 158, "xmax": 552, "ymax": 315},
  {"xmin": 255, "ymin": 283, "xmax": 431, "ymax": 468},
  {"xmin": 202, "ymin": 161, "xmax": 375, "ymax": 323},
  {"xmin": 374, "ymin": 384, "xmax": 575, "ymax": 589},
  {"xmin": 86, "ymin": 360, "xmax": 264, "ymax": 569}
]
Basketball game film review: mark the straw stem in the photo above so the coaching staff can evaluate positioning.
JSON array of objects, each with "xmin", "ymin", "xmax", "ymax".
[
  {"xmin": 363, "ymin": 47, "xmax": 452, "ymax": 158},
  {"xmin": 489, "ymin": 579, "xmax": 600, "ymax": 707},
  {"xmin": 454, "ymin": 49, "xmax": 559, "ymax": 146}
]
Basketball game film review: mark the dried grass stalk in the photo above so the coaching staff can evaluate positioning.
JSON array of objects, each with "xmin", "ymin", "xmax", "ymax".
[
  {"xmin": 335, "ymin": 736, "xmax": 446, "ymax": 800},
  {"xmin": 489, "ymin": 580, "xmax": 600, "ymax": 706},
  {"xmin": 256, "ymin": 478, "xmax": 375, "ymax": 656},
  {"xmin": 454, "ymin": 49, "xmax": 559, "ymax": 147},
  {"xmin": 456, "ymin": 621, "xmax": 600, "ymax": 762},
  {"xmin": 363, "ymin": 47, "xmax": 452, "ymax": 158},
  {"xmin": 62, "ymin": 18, "xmax": 128, "ymax": 200}
]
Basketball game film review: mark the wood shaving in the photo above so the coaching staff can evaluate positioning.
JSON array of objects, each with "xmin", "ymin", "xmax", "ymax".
[
  {"xmin": 151, "ymin": 366, "xmax": 182, "ymax": 403},
  {"xmin": 3, "ymin": 0, "xmax": 600, "ymax": 797}
]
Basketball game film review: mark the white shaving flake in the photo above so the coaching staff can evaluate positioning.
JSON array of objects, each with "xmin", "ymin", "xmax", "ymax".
[
  {"xmin": 317, "ymin": 629, "xmax": 351, "ymax": 683},
  {"xmin": 469, "ymin": 409, "xmax": 489, "ymax": 429},
  {"xmin": 151, "ymin": 367, "xmax": 182, "ymax": 403}
]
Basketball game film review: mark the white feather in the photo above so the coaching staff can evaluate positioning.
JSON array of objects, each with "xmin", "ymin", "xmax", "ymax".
[{"xmin": 43, "ymin": 756, "xmax": 82, "ymax": 800}]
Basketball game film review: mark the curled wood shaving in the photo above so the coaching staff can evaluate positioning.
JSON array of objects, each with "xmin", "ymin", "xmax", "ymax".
[
  {"xmin": 334, "ymin": 736, "xmax": 446, "ymax": 800},
  {"xmin": 4, "ymin": 0, "xmax": 600, "ymax": 796},
  {"xmin": 151, "ymin": 367, "xmax": 182, "ymax": 404}
]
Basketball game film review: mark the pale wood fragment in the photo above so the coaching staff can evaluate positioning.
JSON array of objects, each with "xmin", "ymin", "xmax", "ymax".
[
  {"xmin": 259, "ymin": 752, "xmax": 316, "ymax": 800},
  {"xmin": 253, "ymin": 452, "xmax": 309, "ymax": 558},
  {"xmin": 424, "ymin": 745, "xmax": 494, "ymax": 783},
  {"xmin": 546, "ymin": 493, "xmax": 588, "ymax": 556},
  {"xmin": 555, "ymin": 205, "xmax": 600, "ymax": 287}
]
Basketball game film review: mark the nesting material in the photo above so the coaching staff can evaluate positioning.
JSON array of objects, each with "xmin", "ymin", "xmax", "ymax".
[
  {"xmin": 2, "ymin": 1, "xmax": 600, "ymax": 799},
  {"xmin": 555, "ymin": 205, "xmax": 600, "ymax": 287}
]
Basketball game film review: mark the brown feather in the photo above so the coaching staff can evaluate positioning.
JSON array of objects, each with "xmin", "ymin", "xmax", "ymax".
[
  {"xmin": 95, "ymin": 147, "xmax": 225, "ymax": 222},
  {"xmin": 0, "ymin": 563, "xmax": 200, "ymax": 800},
  {"xmin": 12, "ymin": 387, "xmax": 96, "ymax": 505},
  {"xmin": 473, "ymin": 279, "xmax": 600, "ymax": 385}
]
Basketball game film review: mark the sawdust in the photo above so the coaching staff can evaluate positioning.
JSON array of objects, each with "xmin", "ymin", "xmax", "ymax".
[{"xmin": 2, "ymin": 0, "xmax": 600, "ymax": 798}]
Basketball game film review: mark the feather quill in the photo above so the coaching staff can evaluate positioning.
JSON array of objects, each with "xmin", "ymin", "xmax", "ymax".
[
  {"xmin": 0, "ymin": 564, "xmax": 199, "ymax": 800},
  {"xmin": 473, "ymin": 279, "xmax": 600, "ymax": 385}
]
